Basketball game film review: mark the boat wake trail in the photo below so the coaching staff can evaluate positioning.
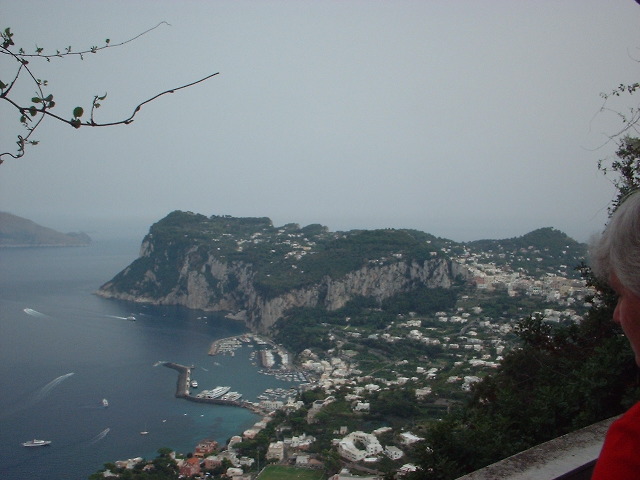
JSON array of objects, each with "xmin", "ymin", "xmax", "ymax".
[
  {"xmin": 33, "ymin": 373, "xmax": 75, "ymax": 403},
  {"xmin": 0, "ymin": 372, "xmax": 77, "ymax": 418},
  {"xmin": 23, "ymin": 308, "xmax": 50, "ymax": 318},
  {"xmin": 105, "ymin": 315, "xmax": 128, "ymax": 320},
  {"xmin": 89, "ymin": 428, "xmax": 110, "ymax": 444}
]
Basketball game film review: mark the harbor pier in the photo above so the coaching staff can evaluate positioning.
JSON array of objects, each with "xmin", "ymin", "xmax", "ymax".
[
  {"xmin": 161, "ymin": 362, "xmax": 270, "ymax": 415},
  {"xmin": 163, "ymin": 362, "xmax": 193, "ymax": 398}
]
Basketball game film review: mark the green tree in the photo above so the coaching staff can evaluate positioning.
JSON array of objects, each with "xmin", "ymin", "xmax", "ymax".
[{"xmin": 599, "ymin": 135, "xmax": 640, "ymax": 211}]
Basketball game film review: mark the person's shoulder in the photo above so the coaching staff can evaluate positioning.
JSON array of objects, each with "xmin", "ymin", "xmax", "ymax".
[
  {"xmin": 592, "ymin": 402, "xmax": 640, "ymax": 479},
  {"xmin": 619, "ymin": 401, "xmax": 640, "ymax": 423},
  {"xmin": 608, "ymin": 401, "xmax": 640, "ymax": 441}
]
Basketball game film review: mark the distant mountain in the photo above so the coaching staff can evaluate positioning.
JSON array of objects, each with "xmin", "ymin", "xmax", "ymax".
[{"xmin": 0, "ymin": 212, "xmax": 91, "ymax": 247}]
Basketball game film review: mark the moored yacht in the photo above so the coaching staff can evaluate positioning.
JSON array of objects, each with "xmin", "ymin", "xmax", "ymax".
[
  {"xmin": 196, "ymin": 386, "xmax": 231, "ymax": 399},
  {"xmin": 220, "ymin": 391, "xmax": 242, "ymax": 401},
  {"xmin": 22, "ymin": 439, "xmax": 51, "ymax": 447}
]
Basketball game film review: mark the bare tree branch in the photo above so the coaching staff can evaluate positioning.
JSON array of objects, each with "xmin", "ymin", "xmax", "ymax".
[
  {"xmin": 0, "ymin": 23, "xmax": 219, "ymax": 163},
  {"xmin": 0, "ymin": 21, "xmax": 171, "ymax": 60}
]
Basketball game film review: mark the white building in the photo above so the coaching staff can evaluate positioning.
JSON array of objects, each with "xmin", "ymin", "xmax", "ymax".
[
  {"xmin": 399, "ymin": 432, "xmax": 424, "ymax": 445},
  {"xmin": 398, "ymin": 463, "xmax": 418, "ymax": 476},
  {"xmin": 338, "ymin": 431, "xmax": 383, "ymax": 462},
  {"xmin": 338, "ymin": 439, "xmax": 367, "ymax": 462},
  {"xmin": 260, "ymin": 399, "xmax": 284, "ymax": 411},
  {"xmin": 329, "ymin": 469, "xmax": 381, "ymax": 480},
  {"xmin": 266, "ymin": 441, "xmax": 284, "ymax": 461},
  {"xmin": 284, "ymin": 433, "xmax": 315, "ymax": 450},
  {"xmin": 384, "ymin": 445, "xmax": 404, "ymax": 460}
]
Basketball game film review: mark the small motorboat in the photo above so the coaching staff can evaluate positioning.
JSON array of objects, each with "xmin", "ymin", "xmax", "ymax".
[{"xmin": 102, "ymin": 398, "xmax": 109, "ymax": 407}]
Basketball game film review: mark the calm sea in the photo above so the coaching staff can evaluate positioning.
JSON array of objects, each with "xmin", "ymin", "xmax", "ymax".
[{"xmin": 0, "ymin": 237, "xmax": 297, "ymax": 480}]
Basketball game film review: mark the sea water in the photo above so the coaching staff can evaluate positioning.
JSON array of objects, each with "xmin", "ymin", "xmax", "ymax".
[{"xmin": 0, "ymin": 237, "xmax": 297, "ymax": 480}]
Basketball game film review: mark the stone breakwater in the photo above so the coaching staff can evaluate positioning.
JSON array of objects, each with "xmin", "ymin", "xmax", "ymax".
[
  {"xmin": 163, "ymin": 362, "xmax": 193, "ymax": 397},
  {"xmin": 161, "ymin": 362, "xmax": 267, "ymax": 415}
]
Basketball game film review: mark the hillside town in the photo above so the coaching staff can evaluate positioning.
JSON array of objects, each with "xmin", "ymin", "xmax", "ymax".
[{"xmin": 101, "ymin": 237, "xmax": 592, "ymax": 479}]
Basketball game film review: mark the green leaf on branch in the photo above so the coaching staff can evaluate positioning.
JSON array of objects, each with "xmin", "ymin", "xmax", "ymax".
[{"xmin": 73, "ymin": 106, "xmax": 84, "ymax": 118}]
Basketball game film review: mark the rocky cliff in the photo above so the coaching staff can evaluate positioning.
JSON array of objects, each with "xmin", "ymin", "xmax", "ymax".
[{"xmin": 97, "ymin": 211, "xmax": 472, "ymax": 333}]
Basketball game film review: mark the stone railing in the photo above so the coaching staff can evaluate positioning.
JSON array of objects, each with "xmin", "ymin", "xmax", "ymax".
[{"xmin": 455, "ymin": 416, "xmax": 617, "ymax": 480}]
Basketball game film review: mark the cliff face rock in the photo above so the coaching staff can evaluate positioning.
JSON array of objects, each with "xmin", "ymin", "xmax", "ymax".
[
  {"xmin": 249, "ymin": 258, "xmax": 470, "ymax": 332},
  {"xmin": 97, "ymin": 219, "xmax": 471, "ymax": 333},
  {"xmin": 99, "ymin": 252, "xmax": 471, "ymax": 333}
]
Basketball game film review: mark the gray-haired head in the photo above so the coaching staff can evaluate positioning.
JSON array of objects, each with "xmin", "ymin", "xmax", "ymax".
[{"xmin": 591, "ymin": 190, "xmax": 640, "ymax": 296}]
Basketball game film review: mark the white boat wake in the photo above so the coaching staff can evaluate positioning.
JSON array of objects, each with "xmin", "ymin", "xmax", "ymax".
[
  {"xmin": 105, "ymin": 315, "xmax": 129, "ymax": 320},
  {"xmin": 89, "ymin": 428, "xmax": 110, "ymax": 444},
  {"xmin": 33, "ymin": 373, "xmax": 75, "ymax": 403},
  {"xmin": 0, "ymin": 373, "xmax": 75, "ymax": 419},
  {"xmin": 23, "ymin": 308, "xmax": 49, "ymax": 318}
]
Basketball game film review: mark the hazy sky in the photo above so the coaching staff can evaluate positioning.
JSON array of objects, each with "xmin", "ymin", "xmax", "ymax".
[{"xmin": 1, "ymin": 1, "xmax": 639, "ymax": 242}]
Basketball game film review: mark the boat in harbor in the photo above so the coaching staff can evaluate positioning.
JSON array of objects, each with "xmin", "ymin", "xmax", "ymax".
[
  {"xmin": 22, "ymin": 439, "xmax": 51, "ymax": 447},
  {"xmin": 196, "ymin": 386, "xmax": 230, "ymax": 399},
  {"xmin": 190, "ymin": 380, "xmax": 198, "ymax": 388},
  {"xmin": 220, "ymin": 391, "xmax": 242, "ymax": 401}
]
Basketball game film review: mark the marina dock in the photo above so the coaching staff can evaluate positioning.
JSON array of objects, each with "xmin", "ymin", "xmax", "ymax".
[
  {"xmin": 208, "ymin": 335, "xmax": 245, "ymax": 355},
  {"xmin": 161, "ymin": 362, "xmax": 269, "ymax": 415}
]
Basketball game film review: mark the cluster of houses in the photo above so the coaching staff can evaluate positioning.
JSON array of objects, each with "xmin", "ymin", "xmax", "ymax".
[
  {"xmin": 454, "ymin": 243, "xmax": 589, "ymax": 304},
  {"xmin": 108, "ymin": 437, "xmax": 253, "ymax": 480},
  {"xmin": 103, "ymin": 233, "xmax": 592, "ymax": 479},
  {"xmin": 108, "ymin": 416, "xmax": 421, "ymax": 479}
]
